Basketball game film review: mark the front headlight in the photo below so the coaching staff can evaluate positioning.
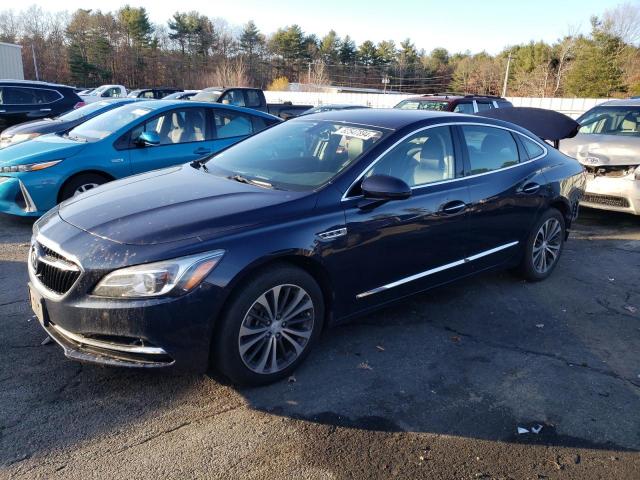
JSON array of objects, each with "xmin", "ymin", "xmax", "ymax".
[
  {"xmin": 92, "ymin": 251, "xmax": 225, "ymax": 298},
  {"xmin": 0, "ymin": 160, "xmax": 62, "ymax": 173},
  {"xmin": 0, "ymin": 132, "xmax": 41, "ymax": 148}
]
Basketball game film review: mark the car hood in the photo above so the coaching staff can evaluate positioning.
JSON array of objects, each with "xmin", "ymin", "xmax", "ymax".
[
  {"xmin": 58, "ymin": 165, "xmax": 313, "ymax": 245},
  {"xmin": 560, "ymin": 134, "xmax": 640, "ymax": 167},
  {"xmin": 1, "ymin": 118, "xmax": 61, "ymax": 136},
  {"xmin": 0, "ymin": 134, "xmax": 88, "ymax": 166}
]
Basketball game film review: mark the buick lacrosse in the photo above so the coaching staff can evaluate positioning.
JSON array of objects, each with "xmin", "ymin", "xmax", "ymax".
[{"xmin": 28, "ymin": 109, "xmax": 585, "ymax": 385}]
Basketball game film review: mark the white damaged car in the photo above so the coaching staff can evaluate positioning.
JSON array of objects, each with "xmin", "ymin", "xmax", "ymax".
[{"xmin": 561, "ymin": 99, "xmax": 640, "ymax": 215}]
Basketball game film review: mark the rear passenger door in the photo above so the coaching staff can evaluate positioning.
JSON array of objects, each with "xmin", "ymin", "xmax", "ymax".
[
  {"xmin": 459, "ymin": 124, "xmax": 549, "ymax": 270},
  {"xmin": 128, "ymin": 107, "xmax": 213, "ymax": 174}
]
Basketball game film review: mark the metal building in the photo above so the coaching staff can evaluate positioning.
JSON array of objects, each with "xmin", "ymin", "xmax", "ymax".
[{"xmin": 0, "ymin": 42, "xmax": 24, "ymax": 80}]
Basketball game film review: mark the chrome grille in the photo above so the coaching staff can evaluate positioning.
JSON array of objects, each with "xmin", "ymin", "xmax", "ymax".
[
  {"xmin": 582, "ymin": 193, "xmax": 630, "ymax": 208},
  {"xmin": 32, "ymin": 243, "xmax": 81, "ymax": 295}
]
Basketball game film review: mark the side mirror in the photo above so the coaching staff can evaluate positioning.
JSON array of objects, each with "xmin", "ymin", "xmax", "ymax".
[
  {"xmin": 361, "ymin": 174, "xmax": 411, "ymax": 201},
  {"xmin": 136, "ymin": 131, "xmax": 160, "ymax": 147}
]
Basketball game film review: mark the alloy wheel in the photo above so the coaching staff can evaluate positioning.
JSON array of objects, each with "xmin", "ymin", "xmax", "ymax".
[
  {"xmin": 532, "ymin": 218, "xmax": 562, "ymax": 274},
  {"xmin": 73, "ymin": 183, "xmax": 100, "ymax": 196},
  {"xmin": 238, "ymin": 284, "xmax": 315, "ymax": 374}
]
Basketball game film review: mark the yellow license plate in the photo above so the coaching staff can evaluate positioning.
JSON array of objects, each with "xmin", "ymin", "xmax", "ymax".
[{"xmin": 29, "ymin": 285, "xmax": 44, "ymax": 324}]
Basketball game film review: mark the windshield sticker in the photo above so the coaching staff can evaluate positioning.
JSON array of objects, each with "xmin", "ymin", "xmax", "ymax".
[{"xmin": 334, "ymin": 127, "xmax": 381, "ymax": 141}]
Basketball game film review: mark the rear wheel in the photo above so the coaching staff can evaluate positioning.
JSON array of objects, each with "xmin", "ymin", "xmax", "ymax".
[
  {"xmin": 59, "ymin": 173, "xmax": 109, "ymax": 202},
  {"xmin": 213, "ymin": 264, "xmax": 324, "ymax": 386},
  {"xmin": 517, "ymin": 208, "xmax": 565, "ymax": 281}
]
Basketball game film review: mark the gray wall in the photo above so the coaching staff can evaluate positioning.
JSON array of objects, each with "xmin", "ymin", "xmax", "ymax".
[{"xmin": 0, "ymin": 43, "xmax": 24, "ymax": 80}]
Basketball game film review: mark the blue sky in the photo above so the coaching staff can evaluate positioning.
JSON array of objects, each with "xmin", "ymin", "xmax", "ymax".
[{"xmin": 30, "ymin": 0, "xmax": 624, "ymax": 54}]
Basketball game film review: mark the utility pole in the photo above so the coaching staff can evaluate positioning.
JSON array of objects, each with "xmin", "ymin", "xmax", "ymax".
[
  {"xmin": 308, "ymin": 62, "xmax": 312, "ymax": 86},
  {"xmin": 31, "ymin": 43, "xmax": 39, "ymax": 81},
  {"xmin": 501, "ymin": 52, "xmax": 512, "ymax": 98}
]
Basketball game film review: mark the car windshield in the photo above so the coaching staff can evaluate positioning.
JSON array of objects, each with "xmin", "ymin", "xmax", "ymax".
[
  {"xmin": 56, "ymin": 101, "xmax": 115, "ymax": 122},
  {"xmin": 395, "ymin": 99, "xmax": 450, "ymax": 111},
  {"xmin": 127, "ymin": 90, "xmax": 142, "ymax": 98},
  {"xmin": 578, "ymin": 106, "xmax": 640, "ymax": 136},
  {"xmin": 67, "ymin": 104, "xmax": 152, "ymax": 142},
  {"xmin": 204, "ymin": 120, "xmax": 389, "ymax": 191},
  {"xmin": 192, "ymin": 90, "xmax": 221, "ymax": 102}
]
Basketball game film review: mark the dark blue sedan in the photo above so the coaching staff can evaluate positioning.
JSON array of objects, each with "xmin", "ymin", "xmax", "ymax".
[{"xmin": 28, "ymin": 109, "xmax": 585, "ymax": 385}]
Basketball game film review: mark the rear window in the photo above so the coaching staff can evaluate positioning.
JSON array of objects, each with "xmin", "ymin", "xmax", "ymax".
[
  {"xmin": 578, "ymin": 106, "xmax": 640, "ymax": 136},
  {"xmin": 521, "ymin": 136, "xmax": 545, "ymax": 159},
  {"xmin": 246, "ymin": 90, "xmax": 262, "ymax": 108}
]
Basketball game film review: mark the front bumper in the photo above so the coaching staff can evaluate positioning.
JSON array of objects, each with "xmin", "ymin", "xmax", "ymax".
[
  {"xmin": 580, "ymin": 175, "xmax": 640, "ymax": 215},
  {"xmin": 0, "ymin": 176, "xmax": 42, "ymax": 216},
  {"xmin": 30, "ymin": 276, "xmax": 222, "ymax": 371}
]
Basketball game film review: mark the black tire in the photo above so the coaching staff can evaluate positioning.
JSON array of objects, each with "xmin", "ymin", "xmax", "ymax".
[
  {"xmin": 517, "ymin": 208, "xmax": 565, "ymax": 282},
  {"xmin": 59, "ymin": 173, "xmax": 109, "ymax": 202},
  {"xmin": 213, "ymin": 264, "xmax": 324, "ymax": 386}
]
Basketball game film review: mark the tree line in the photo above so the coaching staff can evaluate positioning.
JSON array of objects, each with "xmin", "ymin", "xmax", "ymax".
[{"xmin": 0, "ymin": 3, "xmax": 638, "ymax": 97}]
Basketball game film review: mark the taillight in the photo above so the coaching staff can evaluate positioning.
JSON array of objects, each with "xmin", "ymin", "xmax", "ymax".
[{"xmin": 73, "ymin": 102, "xmax": 86, "ymax": 109}]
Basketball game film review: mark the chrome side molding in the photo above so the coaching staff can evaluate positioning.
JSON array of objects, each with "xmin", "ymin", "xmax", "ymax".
[{"xmin": 356, "ymin": 241, "xmax": 519, "ymax": 299}]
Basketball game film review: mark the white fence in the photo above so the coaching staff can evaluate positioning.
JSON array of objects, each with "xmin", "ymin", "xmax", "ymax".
[{"xmin": 264, "ymin": 91, "xmax": 609, "ymax": 118}]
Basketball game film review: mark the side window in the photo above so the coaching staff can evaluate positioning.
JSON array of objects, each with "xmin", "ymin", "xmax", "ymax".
[
  {"xmin": 453, "ymin": 102, "xmax": 474, "ymax": 114},
  {"xmin": 520, "ymin": 135, "xmax": 545, "ymax": 159},
  {"xmin": 35, "ymin": 89, "xmax": 61, "ymax": 104},
  {"xmin": 3, "ymin": 87, "xmax": 39, "ymax": 105},
  {"xmin": 214, "ymin": 110, "xmax": 253, "ymax": 139},
  {"xmin": 461, "ymin": 125, "xmax": 519, "ymax": 174},
  {"xmin": 251, "ymin": 116, "xmax": 272, "ymax": 133},
  {"xmin": 476, "ymin": 101, "xmax": 494, "ymax": 112},
  {"xmin": 142, "ymin": 91, "xmax": 155, "ymax": 99},
  {"xmin": 102, "ymin": 88, "xmax": 121, "ymax": 98},
  {"xmin": 220, "ymin": 90, "xmax": 246, "ymax": 107},
  {"xmin": 136, "ymin": 108, "xmax": 206, "ymax": 145},
  {"xmin": 245, "ymin": 90, "xmax": 262, "ymax": 108},
  {"xmin": 366, "ymin": 126, "xmax": 455, "ymax": 188}
]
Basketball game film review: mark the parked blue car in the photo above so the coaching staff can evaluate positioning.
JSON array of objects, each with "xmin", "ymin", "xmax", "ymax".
[
  {"xmin": 0, "ymin": 98, "xmax": 146, "ymax": 149},
  {"xmin": 0, "ymin": 100, "xmax": 281, "ymax": 216}
]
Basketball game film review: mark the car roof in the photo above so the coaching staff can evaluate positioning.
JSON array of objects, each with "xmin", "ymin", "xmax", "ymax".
[
  {"xmin": 135, "ymin": 99, "xmax": 280, "ymax": 120},
  {"xmin": 596, "ymin": 98, "xmax": 640, "ymax": 107},
  {"xmin": 400, "ymin": 94, "xmax": 507, "ymax": 102},
  {"xmin": 296, "ymin": 108, "xmax": 539, "ymax": 138},
  {"xmin": 294, "ymin": 108, "xmax": 471, "ymax": 130},
  {"xmin": 0, "ymin": 79, "xmax": 73, "ymax": 89}
]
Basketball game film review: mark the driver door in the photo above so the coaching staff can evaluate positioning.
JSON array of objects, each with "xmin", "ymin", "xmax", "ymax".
[
  {"xmin": 128, "ymin": 107, "xmax": 213, "ymax": 174},
  {"xmin": 338, "ymin": 126, "xmax": 472, "ymax": 312}
]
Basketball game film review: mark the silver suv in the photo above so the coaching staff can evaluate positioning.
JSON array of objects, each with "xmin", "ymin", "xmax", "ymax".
[{"xmin": 561, "ymin": 99, "xmax": 640, "ymax": 215}]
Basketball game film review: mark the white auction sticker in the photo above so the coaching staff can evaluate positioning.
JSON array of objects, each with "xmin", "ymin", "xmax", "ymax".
[{"xmin": 334, "ymin": 127, "xmax": 381, "ymax": 140}]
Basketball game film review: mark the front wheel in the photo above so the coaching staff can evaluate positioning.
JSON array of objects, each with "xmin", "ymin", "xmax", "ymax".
[
  {"xmin": 59, "ymin": 173, "xmax": 109, "ymax": 202},
  {"xmin": 213, "ymin": 264, "xmax": 324, "ymax": 386},
  {"xmin": 517, "ymin": 208, "xmax": 565, "ymax": 282}
]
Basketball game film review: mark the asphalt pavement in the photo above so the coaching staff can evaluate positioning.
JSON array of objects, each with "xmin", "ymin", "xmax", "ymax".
[{"xmin": 1, "ymin": 208, "xmax": 639, "ymax": 479}]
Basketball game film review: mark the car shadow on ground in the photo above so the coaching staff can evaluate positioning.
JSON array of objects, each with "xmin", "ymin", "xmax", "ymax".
[{"xmin": 1, "ymin": 209, "xmax": 639, "ymax": 469}]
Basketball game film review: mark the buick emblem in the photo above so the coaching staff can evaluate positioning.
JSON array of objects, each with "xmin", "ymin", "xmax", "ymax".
[{"xmin": 30, "ymin": 244, "xmax": 40, "ymax": 271}]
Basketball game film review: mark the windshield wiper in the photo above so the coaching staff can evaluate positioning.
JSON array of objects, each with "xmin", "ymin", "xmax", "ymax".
[
  {"xmin": 227, "ymin": 174, "xmax": 273, "ymax": 189},
  {"xmin": 190, "ymin": 159, "xmax": 208, "ymax": 171},
  {"xmin": 66, "ymin": 133, "xmax": 87, "ymax": 142}
]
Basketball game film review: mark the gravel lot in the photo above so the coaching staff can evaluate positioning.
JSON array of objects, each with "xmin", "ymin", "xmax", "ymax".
[{"xmin": 1, "ymin": 208, "xmax": 639, "ymax": 479}]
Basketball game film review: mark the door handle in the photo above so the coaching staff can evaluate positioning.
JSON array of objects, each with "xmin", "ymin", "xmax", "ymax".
[
  {"xmin": 40, "ymin": 108, "xmax": 52, "ymax": 112},
  {"xmin": 440, "ymin": 200, "xmax": 467, "ymax": 215},
  {"xmin": 520, "ymin": 182, "xmax": 540, "ymax": 194},
  {"xmin": 193, "ymin": 147, "xmax": 211, "ymax": 155}
]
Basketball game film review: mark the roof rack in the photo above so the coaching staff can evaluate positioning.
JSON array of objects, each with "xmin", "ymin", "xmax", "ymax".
[
  {"xmin": 463, "ymin": 94, "xmax": 504, "ymax": 99},
  {"xmin": 421, "ymin": 92, "xmax": 462, "ymax": 98}
]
